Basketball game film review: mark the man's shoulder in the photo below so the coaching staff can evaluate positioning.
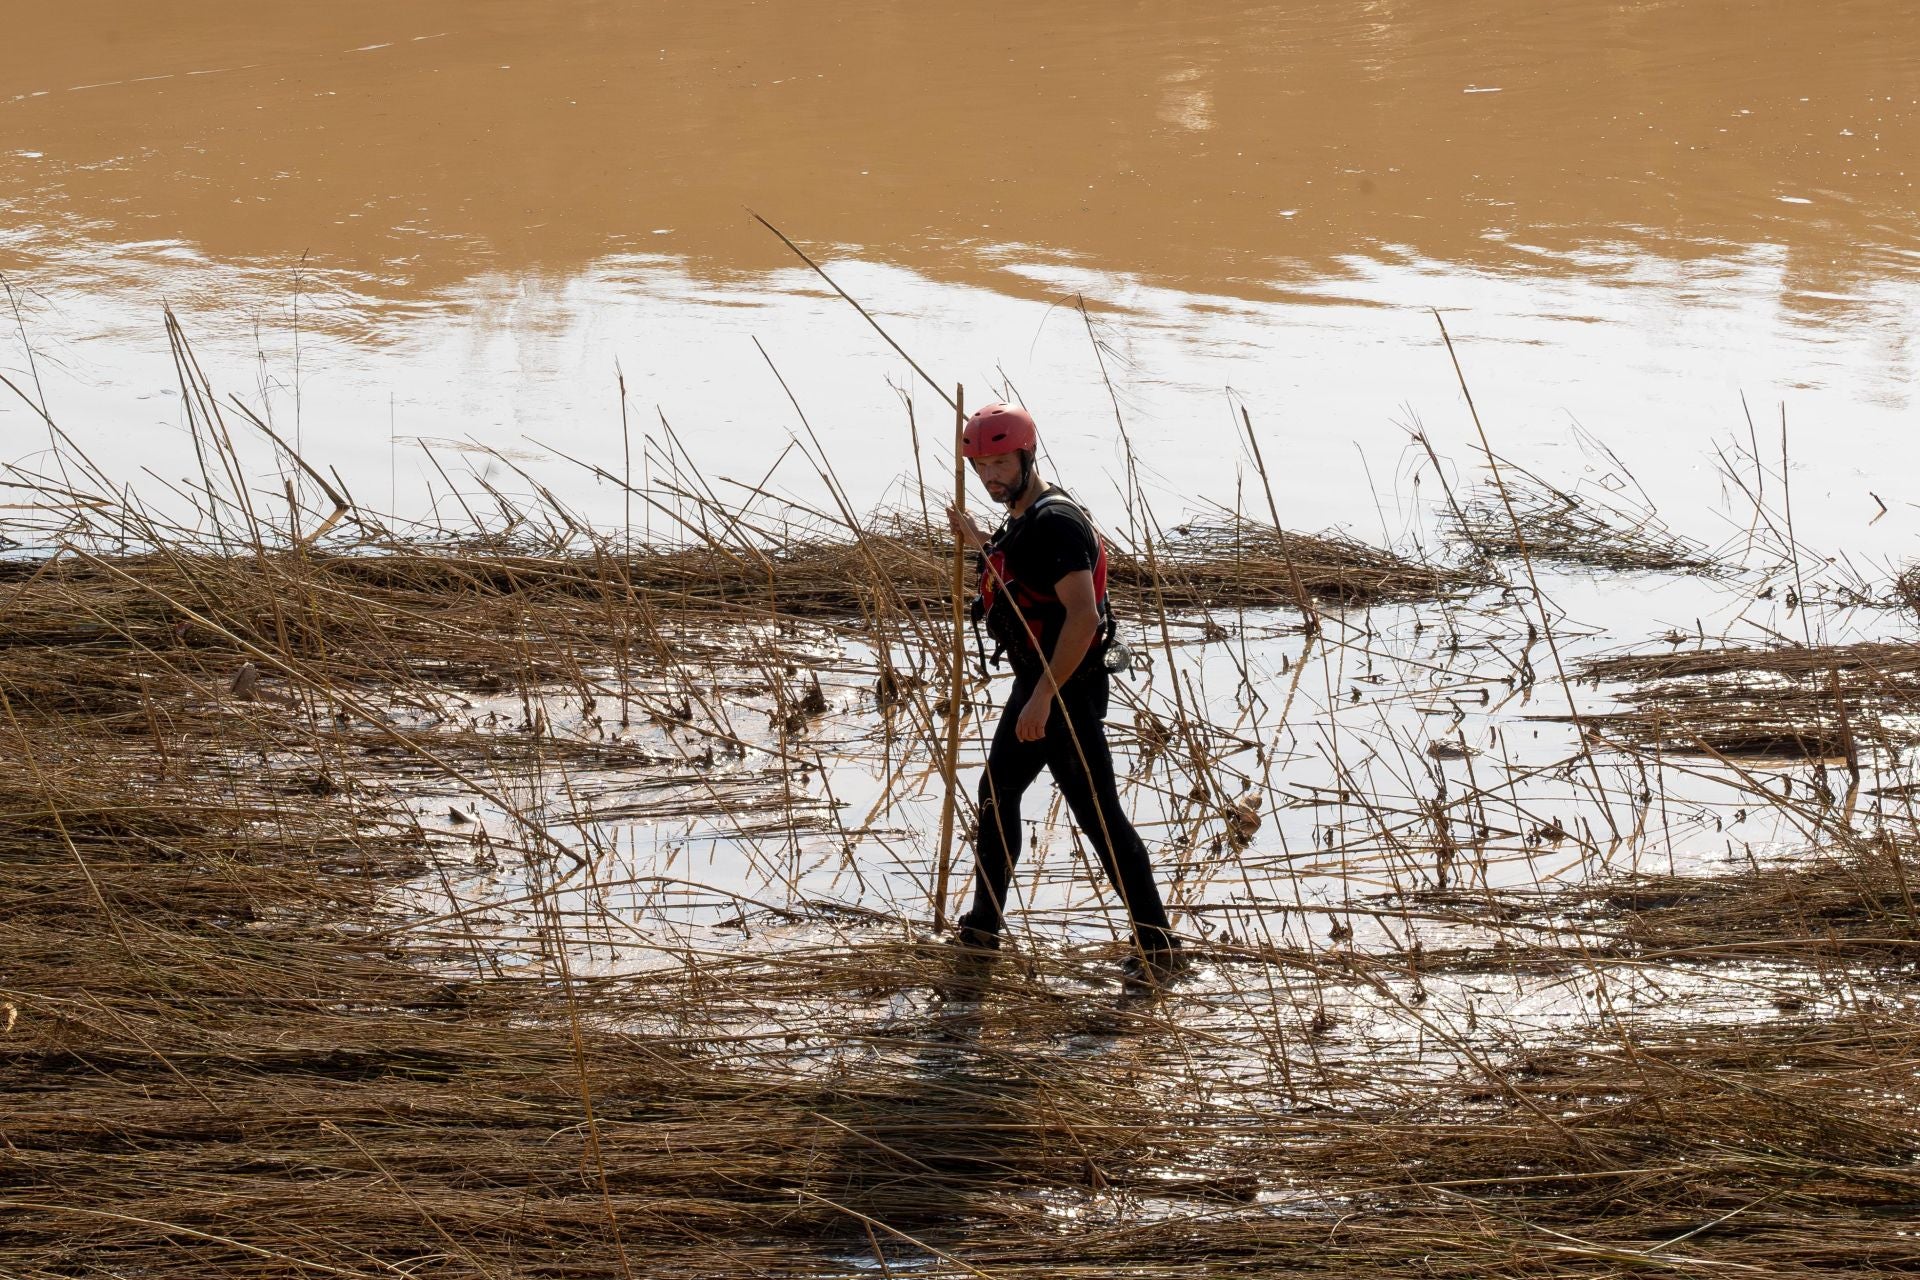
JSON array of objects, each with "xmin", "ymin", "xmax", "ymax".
[
  {"xmin": 1015, "ymin": 495, "xmax": 1098, "ymax": 567},
  {"xmin": 1026, "ymin": 490, "xmax": 1098, "ymax": 534}
]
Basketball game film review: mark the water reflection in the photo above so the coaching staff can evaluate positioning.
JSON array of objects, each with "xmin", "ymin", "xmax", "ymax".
[{"xmin": 3, "ymin": 1, "xmax": 1920, "ymax": 555}]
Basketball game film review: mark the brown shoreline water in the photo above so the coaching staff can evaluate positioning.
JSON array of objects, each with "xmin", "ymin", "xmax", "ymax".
[{"xmin": 7, "ymin": 1, "xmax": 1919, "ymax": 301}]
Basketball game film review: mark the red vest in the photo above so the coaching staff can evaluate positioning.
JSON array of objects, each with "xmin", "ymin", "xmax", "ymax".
[{"xmin": 978, "ymin": 491, "xmax": 1110, "ymax": 654}]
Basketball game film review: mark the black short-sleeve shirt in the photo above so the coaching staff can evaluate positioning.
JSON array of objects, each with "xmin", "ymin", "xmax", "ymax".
[{"xmin": 981, "ymin": 487, "xmax": 1099, "ymax": 672}]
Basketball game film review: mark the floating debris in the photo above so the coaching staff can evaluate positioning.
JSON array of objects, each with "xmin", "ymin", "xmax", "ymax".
[
  {"xmin": 1449, "ymin": 461, "xmax": 1722, "ymax": 573},
  {"xmin": 1575, "ymin": 641, "xmax": 1918, "ymax": 760}
]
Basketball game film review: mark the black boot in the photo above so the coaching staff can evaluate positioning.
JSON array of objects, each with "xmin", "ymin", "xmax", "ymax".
[
  {"xmin": 952, "ymin": 908, "xmax": 1002, "ymax": 952},
  {"xmin": 1121, "ymin": 935, "xmax": 1188, "ymax": 990}
]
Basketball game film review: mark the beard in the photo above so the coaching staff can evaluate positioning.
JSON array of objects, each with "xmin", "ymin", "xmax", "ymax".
[{"xmin": 977, "ymin": 453, "xmax": 1031, "ymax": 506}]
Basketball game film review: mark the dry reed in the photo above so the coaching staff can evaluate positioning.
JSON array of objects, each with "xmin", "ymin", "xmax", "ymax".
[
  {"xmin": 3, "ymin": 312, "xmax": 1916, "ymax": 1277},
  {"xmin": 4, "ymin": 513, "xmax": 1917, "ymax": 1277}
]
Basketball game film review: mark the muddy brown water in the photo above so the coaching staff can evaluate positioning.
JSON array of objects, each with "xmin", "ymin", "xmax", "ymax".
[
  {"xmin": 4, "ymin": 1, "xmax": 1920, "ymax": 553},
  {"xmin": 8, "ymin": 2, "xmax": 1918, "ymax": 301}
]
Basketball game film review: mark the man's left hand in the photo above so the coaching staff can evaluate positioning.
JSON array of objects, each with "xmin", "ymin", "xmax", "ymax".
[
  {"xmin": 1016, "ymin": 689, "xmax": 1052, "ymax": 742},
  {"xmin": 946, "ymin": 503, "xmax": 988, "ymax": 552}
]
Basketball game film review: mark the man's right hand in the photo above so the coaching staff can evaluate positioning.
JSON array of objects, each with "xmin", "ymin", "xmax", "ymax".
[{"xmin": 946, "ymin": 503, "xmax": 987, "ymax": 552}]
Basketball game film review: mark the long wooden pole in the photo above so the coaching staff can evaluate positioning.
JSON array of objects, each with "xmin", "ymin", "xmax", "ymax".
[{"xmin": 932, "ymin": 385, "xmax": 966, "ymax": 930}]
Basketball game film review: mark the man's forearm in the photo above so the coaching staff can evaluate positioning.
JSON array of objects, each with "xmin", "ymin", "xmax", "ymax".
[{"xmin": 1040, "ymin": 613, "xmax": 1099, "ymax": 693}]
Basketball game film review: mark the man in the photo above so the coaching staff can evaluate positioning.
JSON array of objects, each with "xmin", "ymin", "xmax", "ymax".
[{"xmin": 944, "ymin": 403, "xmax": 1182, "ymax": 986}]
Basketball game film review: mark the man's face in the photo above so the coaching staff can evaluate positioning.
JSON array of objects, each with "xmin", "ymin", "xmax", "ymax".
[{"xmin": 970, "ymin": 452, "xmax": 1026, "ymax": 504}]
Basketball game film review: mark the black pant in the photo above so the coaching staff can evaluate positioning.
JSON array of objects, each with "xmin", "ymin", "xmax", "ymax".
[{"xmin": 966, "ymin": 667, "xmax": 1173, "ymax": 952}]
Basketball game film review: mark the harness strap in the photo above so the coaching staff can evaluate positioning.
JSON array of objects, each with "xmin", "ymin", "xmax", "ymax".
[
  {"xmin": 975, "ymin": 488, "xmax": 1114, "ymax": 666},
  {"xmin": 981, "ymin": 490, "xmax": 1108, "ymax": 599}
]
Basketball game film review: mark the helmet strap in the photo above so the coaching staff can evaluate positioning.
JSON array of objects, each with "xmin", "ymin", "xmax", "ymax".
[{"xmin": 1006, "ymin": 451, "xmax": 1035, "ymax": 508}]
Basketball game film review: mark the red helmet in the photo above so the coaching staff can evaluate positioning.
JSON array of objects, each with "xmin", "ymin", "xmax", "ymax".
[{"xmin": 960, "ymin": 403, "xmax": 1038, "ymax": 458}]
